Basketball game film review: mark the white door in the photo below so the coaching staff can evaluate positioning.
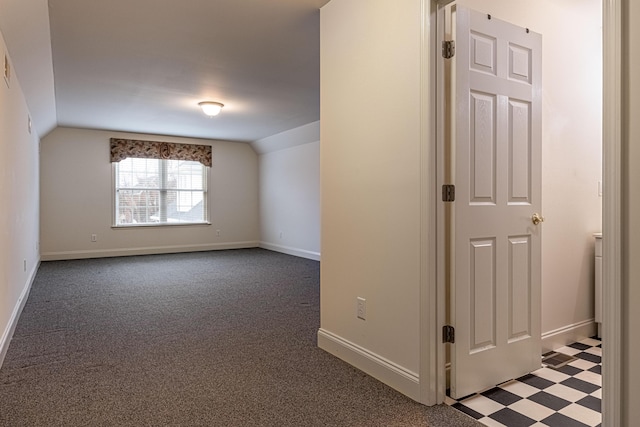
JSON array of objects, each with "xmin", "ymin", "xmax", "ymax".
[{"xmin": 445, "ymin": 6, "xmax": 543, "ymax": 399}]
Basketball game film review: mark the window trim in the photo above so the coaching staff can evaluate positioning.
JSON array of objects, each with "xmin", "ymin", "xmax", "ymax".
[{"xmin": 112, "ymin": 158, "xmax": 210, "ymax": 228}]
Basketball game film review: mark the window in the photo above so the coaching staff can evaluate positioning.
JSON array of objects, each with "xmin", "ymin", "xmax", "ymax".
[{"xmin": 114, "ymin": 157, "xmax": 207, "ymax": 226}]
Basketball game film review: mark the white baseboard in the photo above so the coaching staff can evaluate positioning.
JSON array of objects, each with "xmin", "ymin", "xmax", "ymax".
[
  {"xmin": 40, "ymin": 241, "xmax": 260, "ymax": 261},
  {"xmin": 317, "ymin": 328, "xmax": 420, "ymax": 402},
  {"xmin": 541, "ymin": 319, "xmax": 597, "ymax": 353},
  {"xmin": 0, "ymin": 259, "xmax": 40, "ymax": 369},
  {"xmin": 259, "ymin": 241, "xmax": 320, "ymax": 261}
]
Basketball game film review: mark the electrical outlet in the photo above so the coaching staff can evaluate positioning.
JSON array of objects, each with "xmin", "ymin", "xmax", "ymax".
[
  {"xmin": 279, "ymin": 231, "xmax": 283, "ymax": 239},
  {"xmin": 216, "ymin": 229, "xmax": 221, "ymax": 237},
  {"xmin": 91, "ymin": 234, "xmax": 97, "ymax": 242},
  {"xmin": 357, "ymin": 297, "xmax": 366, "ymax": 320},
  {"xmin": 23, "ymin": 259, "xmax": 26, "ymax": 272}
]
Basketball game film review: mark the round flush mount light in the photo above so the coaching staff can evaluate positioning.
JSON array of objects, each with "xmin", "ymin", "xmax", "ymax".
[{"xmin": 198, "ymin": 101, "xmax": 224, "ymax": 117}]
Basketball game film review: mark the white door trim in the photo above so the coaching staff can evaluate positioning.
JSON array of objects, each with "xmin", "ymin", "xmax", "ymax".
[
  {"xmin": 419, "ymin": 0, "xmax": 445, "ymax": 406},
  {"xmin": 426, "ymin": 1, "xmax": 623, "ymax": 424},
  {"xmin": 432, "ymin": 0, "xmax": 449, "ymax": 405},
  {"xmin": 426, "ymin": 0, "xmax": 451, "ymax": 406},
  {"xmin": 602, "ymin": 0, "xmax": 622, "ymax": 425}
]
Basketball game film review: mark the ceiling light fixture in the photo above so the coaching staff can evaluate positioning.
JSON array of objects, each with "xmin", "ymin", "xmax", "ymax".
[{"xmin": 198, "ymin": 101, "xmax": 224, "ymax": 117}]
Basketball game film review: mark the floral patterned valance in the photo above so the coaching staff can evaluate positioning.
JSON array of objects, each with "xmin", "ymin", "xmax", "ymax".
[{"xmin": 110, "ymin": 138, "xmax": 212, "ymax": 167}]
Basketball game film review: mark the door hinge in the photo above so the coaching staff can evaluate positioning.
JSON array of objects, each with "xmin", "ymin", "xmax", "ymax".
[
  {"xmin": 443, "ymin": 325, "xmax": 455, "ymax": 343},
  {"xmin": 442, "ymin": 40, "xmax": 455, "ymax": 59},
  {"xmin": 442, "ymin": 184, "xmax": 455, "ymax": 202}
]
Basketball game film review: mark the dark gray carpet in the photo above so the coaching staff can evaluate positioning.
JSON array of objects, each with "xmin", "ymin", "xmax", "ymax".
[{"xmin": 0, "ymin": 248, "xmax": 481, "ymax": 426}]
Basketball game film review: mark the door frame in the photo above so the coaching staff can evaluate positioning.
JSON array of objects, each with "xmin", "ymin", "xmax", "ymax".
[
  {"xmin": 601, "ymin": 1, "xmax": 623, "ymax": 425},
  {"xmin": 423, "ymin": 0, "xmax": 623, "ymax": 425}
]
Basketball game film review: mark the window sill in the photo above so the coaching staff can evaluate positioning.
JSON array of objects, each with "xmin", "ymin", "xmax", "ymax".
[{"xmin": 112, "ymin": 222, "xmax": 211, "ymax": 229}]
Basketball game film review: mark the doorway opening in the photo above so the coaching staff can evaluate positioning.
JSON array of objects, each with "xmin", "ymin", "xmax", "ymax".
[{"xmin": 428, "ymin": 0, "xmax": 619, "ymax": 424}]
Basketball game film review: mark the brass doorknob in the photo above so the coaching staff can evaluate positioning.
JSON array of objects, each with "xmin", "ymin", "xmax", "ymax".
[{"xmin": 532, "ymin": 213, "xmax": 545, "ymax": 225}]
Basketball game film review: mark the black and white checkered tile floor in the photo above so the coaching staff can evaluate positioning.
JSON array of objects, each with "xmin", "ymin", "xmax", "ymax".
[{"xmin": 447, "ymin": 337, "xmax": 602, "ymax": 427}]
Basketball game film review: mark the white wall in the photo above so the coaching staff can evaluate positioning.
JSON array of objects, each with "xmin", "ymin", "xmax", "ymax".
[
  {"xmin": 623, "ymin": 0, "xmax": 640, "ymax": 421},
  {"xmin": 319, "ymin": 0, "xmax": 424, "ymax": 400},
  {"xmin": 256, "ymin": 122, "xmax": 320, "ymax": 261},
  {"xmin": 455, "ymin": 0, "xmax": 603, "ymax": 350},
  {"xmin": 0, "ymin": 31, "xmax": 41, "ymax": 366},
  {"xmin": 40, "ymin": 127, "xmax": 259, "ymax": 260}
]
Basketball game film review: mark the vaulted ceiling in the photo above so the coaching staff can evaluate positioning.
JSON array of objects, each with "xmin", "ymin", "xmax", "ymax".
[{"xmin": 0, "ymin": 0, "xmax": 330, "ymax": 142}]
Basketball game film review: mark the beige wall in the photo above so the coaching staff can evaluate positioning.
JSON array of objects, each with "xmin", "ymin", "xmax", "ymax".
[
  {"xmin": 319, "ymin": 0, "xmax": 424, "ymax": 398},
  {"xmin": 0, "ymin": 31, "xmax": 40, "ymax": 364},
  {"xmin": 40, "ymin": 127, "xmax": 259, "ymax": 260},
  {"xmin": 623, "ymin": 0, "xmax": 640, "ymax": 422},
  {"xmin": 255, "ymin": 121, "xmax": 320, "ymax": 260},
  {"xmin": 456, "ymin": 0, "xmax": 603, "ymax": 349}
]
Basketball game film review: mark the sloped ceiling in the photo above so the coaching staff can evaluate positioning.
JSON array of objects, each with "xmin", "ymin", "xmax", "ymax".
[
  {"xmin": 1, "ymin": 0, "xmax": 329, "ymax": 142},
  {"xmin": 0, "ymin": 0, "xmax": 57, "ymax": 137}
]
